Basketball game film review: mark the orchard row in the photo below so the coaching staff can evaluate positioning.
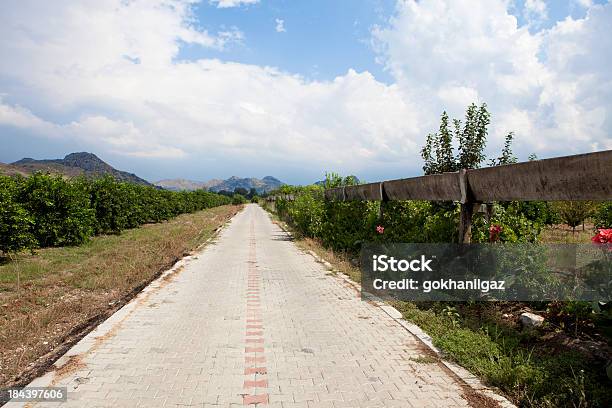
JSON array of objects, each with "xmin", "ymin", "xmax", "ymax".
[{"xmin": 0, "ymin": 173, "xmax": 232, "ymax": 254}]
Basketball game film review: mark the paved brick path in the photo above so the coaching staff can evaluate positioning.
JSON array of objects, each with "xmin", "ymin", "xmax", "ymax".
[{"xmin": 11, "ymin": 204, "xmax": 472, "ymax": 407}]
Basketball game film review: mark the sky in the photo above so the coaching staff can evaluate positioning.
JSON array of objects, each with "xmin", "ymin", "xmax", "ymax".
[{"xmin": 0, "ymin": 0, "xmax": 611, "ymax": 185}]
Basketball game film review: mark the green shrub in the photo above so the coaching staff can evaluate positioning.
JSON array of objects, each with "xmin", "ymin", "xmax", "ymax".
[
  {"xmin": 0, "ymin": 176, "xmax": 36, "ymax": 255},
  {"xmin": 272, "ymin": 182, "xmax": 545, "ymax": 250},
  {"xmin": 381, "ymin": 201, "xmax": 458, "ymax": 243},
  {"xmin": 232, "ymin": 194, "xmax": 247, "ymax": 205},
  {"xmin": 553, "ymin": 201, "xmax": 597, "ymax": 233},
  {"xmin": 0, "ymin": 173, "xmax": 231, "ymax": 253},
  {"xmin": 594, "ymin": 202, "xmax": 612, "ymax": 228},
  {"xmin": 471, "ymin": 203, "xmax": 542, "ymax": 243},
  {"xmin": 17, "ymin": 173, "xmax": 95, "ymax": 246},
  {"xmin": 319, "ymin": 201, "xmax": 375, "ymax": 251},
  {"xmin": 286, "ymin": 186, "xmax": 325, "ymax": 238},
  {"xmin": 514, "ymin": 201, "xmax": 560, "ymax": 226},
  {"xmin": 90, "ymin": 176, "xmax": 131, "ymax": 234}
]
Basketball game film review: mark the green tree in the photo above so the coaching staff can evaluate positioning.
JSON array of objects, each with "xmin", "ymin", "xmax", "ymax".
[
  {"xmin": 17, "ymin": 173, "xmax": 95, "ymax": 246},
  {"xmin": 0, "ymin": 176, "xmax": 36, "ymax": 255},
  {"xmin": 553, "ymin": 201, "xmax": 597, "ymax": 233},
  {"xmin": 490, "ymin": 132, "xmax": 517, "ymax": 166},
  {"xmin": 437, "ymin": 111, "xmax": 456, "ymax": 172},
  {"xmin": 90, "ymin": 176, "xmax": 131, "ymax": 234},
  {"xmin": 421, "ymin": 103, "xmax": 491, "ymax": 174},
  {"xmin": 232, "ymin": 194, "xmax": 247, "ymax": 205},
  {"xmin": 422, "ymin": 112, "xmax": 456, "ymax": 174},
  {"xmin": 593, "ymin": 202, "xmax": 612, "ymax": 228},
  {"xmin": 457, "ymin": 103, "xmax": 489, "ymax": 169}
]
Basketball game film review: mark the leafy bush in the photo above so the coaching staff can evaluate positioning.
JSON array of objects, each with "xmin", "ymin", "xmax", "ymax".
[
  {"xmin": 272, "ymin": 182, "xmax": 543, "ymax": 251},
  {"xmin": 17, "ymin": 173, "xmax": 95, "ymax": 247},
  {"xmin": 0, "ymin": 173, "xmax": 232, "ymax": 254},
  {"xmin": 90, "ymin": 176, "xmax": 131, "ymax": 234},
  {"xmin": 594, "ymin": 202, "xmax": 612, "ymax": 228},
  {"xmin": 553, "ymin": 201, "xmax": 597, "ymax": 232},
  {"xmin": 285, "ymin": 186, "xmax": 325, "ymax": 238},
  {"xmin": 232, "ymin": 194, "xmax": 247, "ymax": 205},
  {"xmin": 471, "ymin": 203, "xmax": 542, "ymax": 243},
  {"xmin": 321, "ymin": 200, "xmax": 377, "ymax": 250},
  {"xmin": 0, "ymin": 176, "xmax": 36, "ymax": 255},
  {"xmin": 521, "ymin": 201, "xmax": 560, "ymax": 226},
  {"xmin": 380, "ymin": 201, "xmax": 457, "ymax": 243}
]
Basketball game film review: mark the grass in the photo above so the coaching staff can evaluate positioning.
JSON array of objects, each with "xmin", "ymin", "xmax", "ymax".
[
  {"xmin": 391, "ymin": 301, "xmax": 611, "ymax": 407},
  {"xmin": 409, "ymin": 355, "xmax": 439, "ymax": 364},
  {"xmin": 0, "ymin": 204, "xmax": 241, "ymax": 387},
  {"xmin": 539, "ymin": 223, "xmax": 596, "ymax": 244},
  {"xmin": 265, "ymin": 205, "xmax": 612, "ymax": 407}
]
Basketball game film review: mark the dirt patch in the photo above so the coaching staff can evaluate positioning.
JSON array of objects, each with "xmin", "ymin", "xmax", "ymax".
[
  {"xmin": 461, "ymin": 387, "xmax": 502, "ymax": 408},
  {"xmin": 53, "ymin": 355, "xmax": 86, "ymax": 380}
]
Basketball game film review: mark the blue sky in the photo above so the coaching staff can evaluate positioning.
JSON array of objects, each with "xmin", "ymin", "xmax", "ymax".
[
  {"xmin": 0, "ymin": 0, "xmax": 611, "ymax": 185},
  {"xmin": 180, "ymin": 0, "xmax": 396, "ymax": 83}
]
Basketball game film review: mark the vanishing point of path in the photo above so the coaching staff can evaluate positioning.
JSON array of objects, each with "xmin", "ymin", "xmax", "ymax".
[{"xmin": 9, "ymin": 204, "xmax": 474, "ymax": 408}]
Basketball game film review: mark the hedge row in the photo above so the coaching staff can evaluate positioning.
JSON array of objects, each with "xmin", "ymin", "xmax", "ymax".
[
  {"xmin": 0, "ymin": 173, "xmax": 232, "ymax": 254},
  {"xmin": 271, "ymin": 182, "xmax": 610, "ymax": 252},
  {"xmin": 274, "ymin": 192, "xmax": 538, "ymax": 252}
]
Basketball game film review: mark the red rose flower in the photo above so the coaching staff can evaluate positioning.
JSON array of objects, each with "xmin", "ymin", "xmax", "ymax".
[{"xmin": 489, "ymin": 224, "xmax": 502, "ymax": 242}]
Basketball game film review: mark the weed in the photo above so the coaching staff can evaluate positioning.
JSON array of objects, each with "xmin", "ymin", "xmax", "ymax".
[{"xmin": 409, "ymin": 355, "xmax": 438, "ymax": 364}]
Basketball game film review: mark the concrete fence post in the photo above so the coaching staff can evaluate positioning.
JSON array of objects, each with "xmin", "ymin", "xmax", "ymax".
[{"xmin": 458, "ymin": 169, "xmax": 473, "ymax": 244}]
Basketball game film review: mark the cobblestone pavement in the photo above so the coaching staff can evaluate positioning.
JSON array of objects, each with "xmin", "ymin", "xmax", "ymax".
[{"xmin": 10, "ymin": 204, "xmax": 472, "ymax": 408}]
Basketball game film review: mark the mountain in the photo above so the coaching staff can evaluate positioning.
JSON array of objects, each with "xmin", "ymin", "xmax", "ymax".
[
  {"xmin": 155, "ymin": 176, "xmax": 284, "ymax": 194},
  {"xmin": 208, "ymin": 176, "xmax": 283, "ymax": 194},
  {"xmin": 4, "ymin": 152, "xmax": 152, "ymax": 185},
  {"xmin": 154, "ymin": 179, "xmax": 208, "ymax": 191},
  {"xmin": 0, "ymin": 162, "xmax": 29, "ymax": 177}
]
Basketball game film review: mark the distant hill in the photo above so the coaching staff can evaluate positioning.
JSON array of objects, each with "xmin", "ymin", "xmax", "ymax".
[
  {"xmin": 4, "ymin": 152, "xmax": 152, "ymax": 185},
  {"xmin": 154, "ymin": 179, "xmax": 209, "ymax": 192},
  {"xmin": 209, "ymin": 176, "xmax": 283, "ymax": 194},
  {"xmin": 156, "ymin": 176, "xmax": 284, "ymax": 194},
  {"xmin": 0, "ymin": 162, "xmax": 29, "ymax": 177}
]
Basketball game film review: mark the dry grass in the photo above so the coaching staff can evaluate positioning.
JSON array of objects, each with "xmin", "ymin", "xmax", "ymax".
[
  {"xmin": 539, "ymin": 222, "xmax": 596, "ymax": 243},
  {"xmin": 0, "ymin": 205, "xmax": 241, "ymax": 387}
]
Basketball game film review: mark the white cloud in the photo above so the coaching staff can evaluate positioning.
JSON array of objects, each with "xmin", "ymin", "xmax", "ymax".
[
  {"xmin": 0, "ymin": 0, "xmax": 421, "ymax": 174},
  {"xmin": 0, "ymin": 99, "xmax": 187, "ymax": 158},
  {"xmin": 575, "ymin": 0, "xmax": 593, "ymax": 8},
  {"xmin": 524, "ymin": 0, "xmax": 548, "ymax": 27},
  {"xmin": 275, "ymin": 18, "xmax": 286, "ymax": 33},
  {"xmin": 372, "ymin": 0, "xmax": 612, "ymax": 158},
  {"xmin": 0, "ymin": 100, "xmax": 55, "ymax": 133},
  {"xmin": 0, "ymin": 0, "xmax": 610, "ymax": 182},
  {"xmin": 210, "ymin": 0, "xmax": 259, "ymax": 8}
]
